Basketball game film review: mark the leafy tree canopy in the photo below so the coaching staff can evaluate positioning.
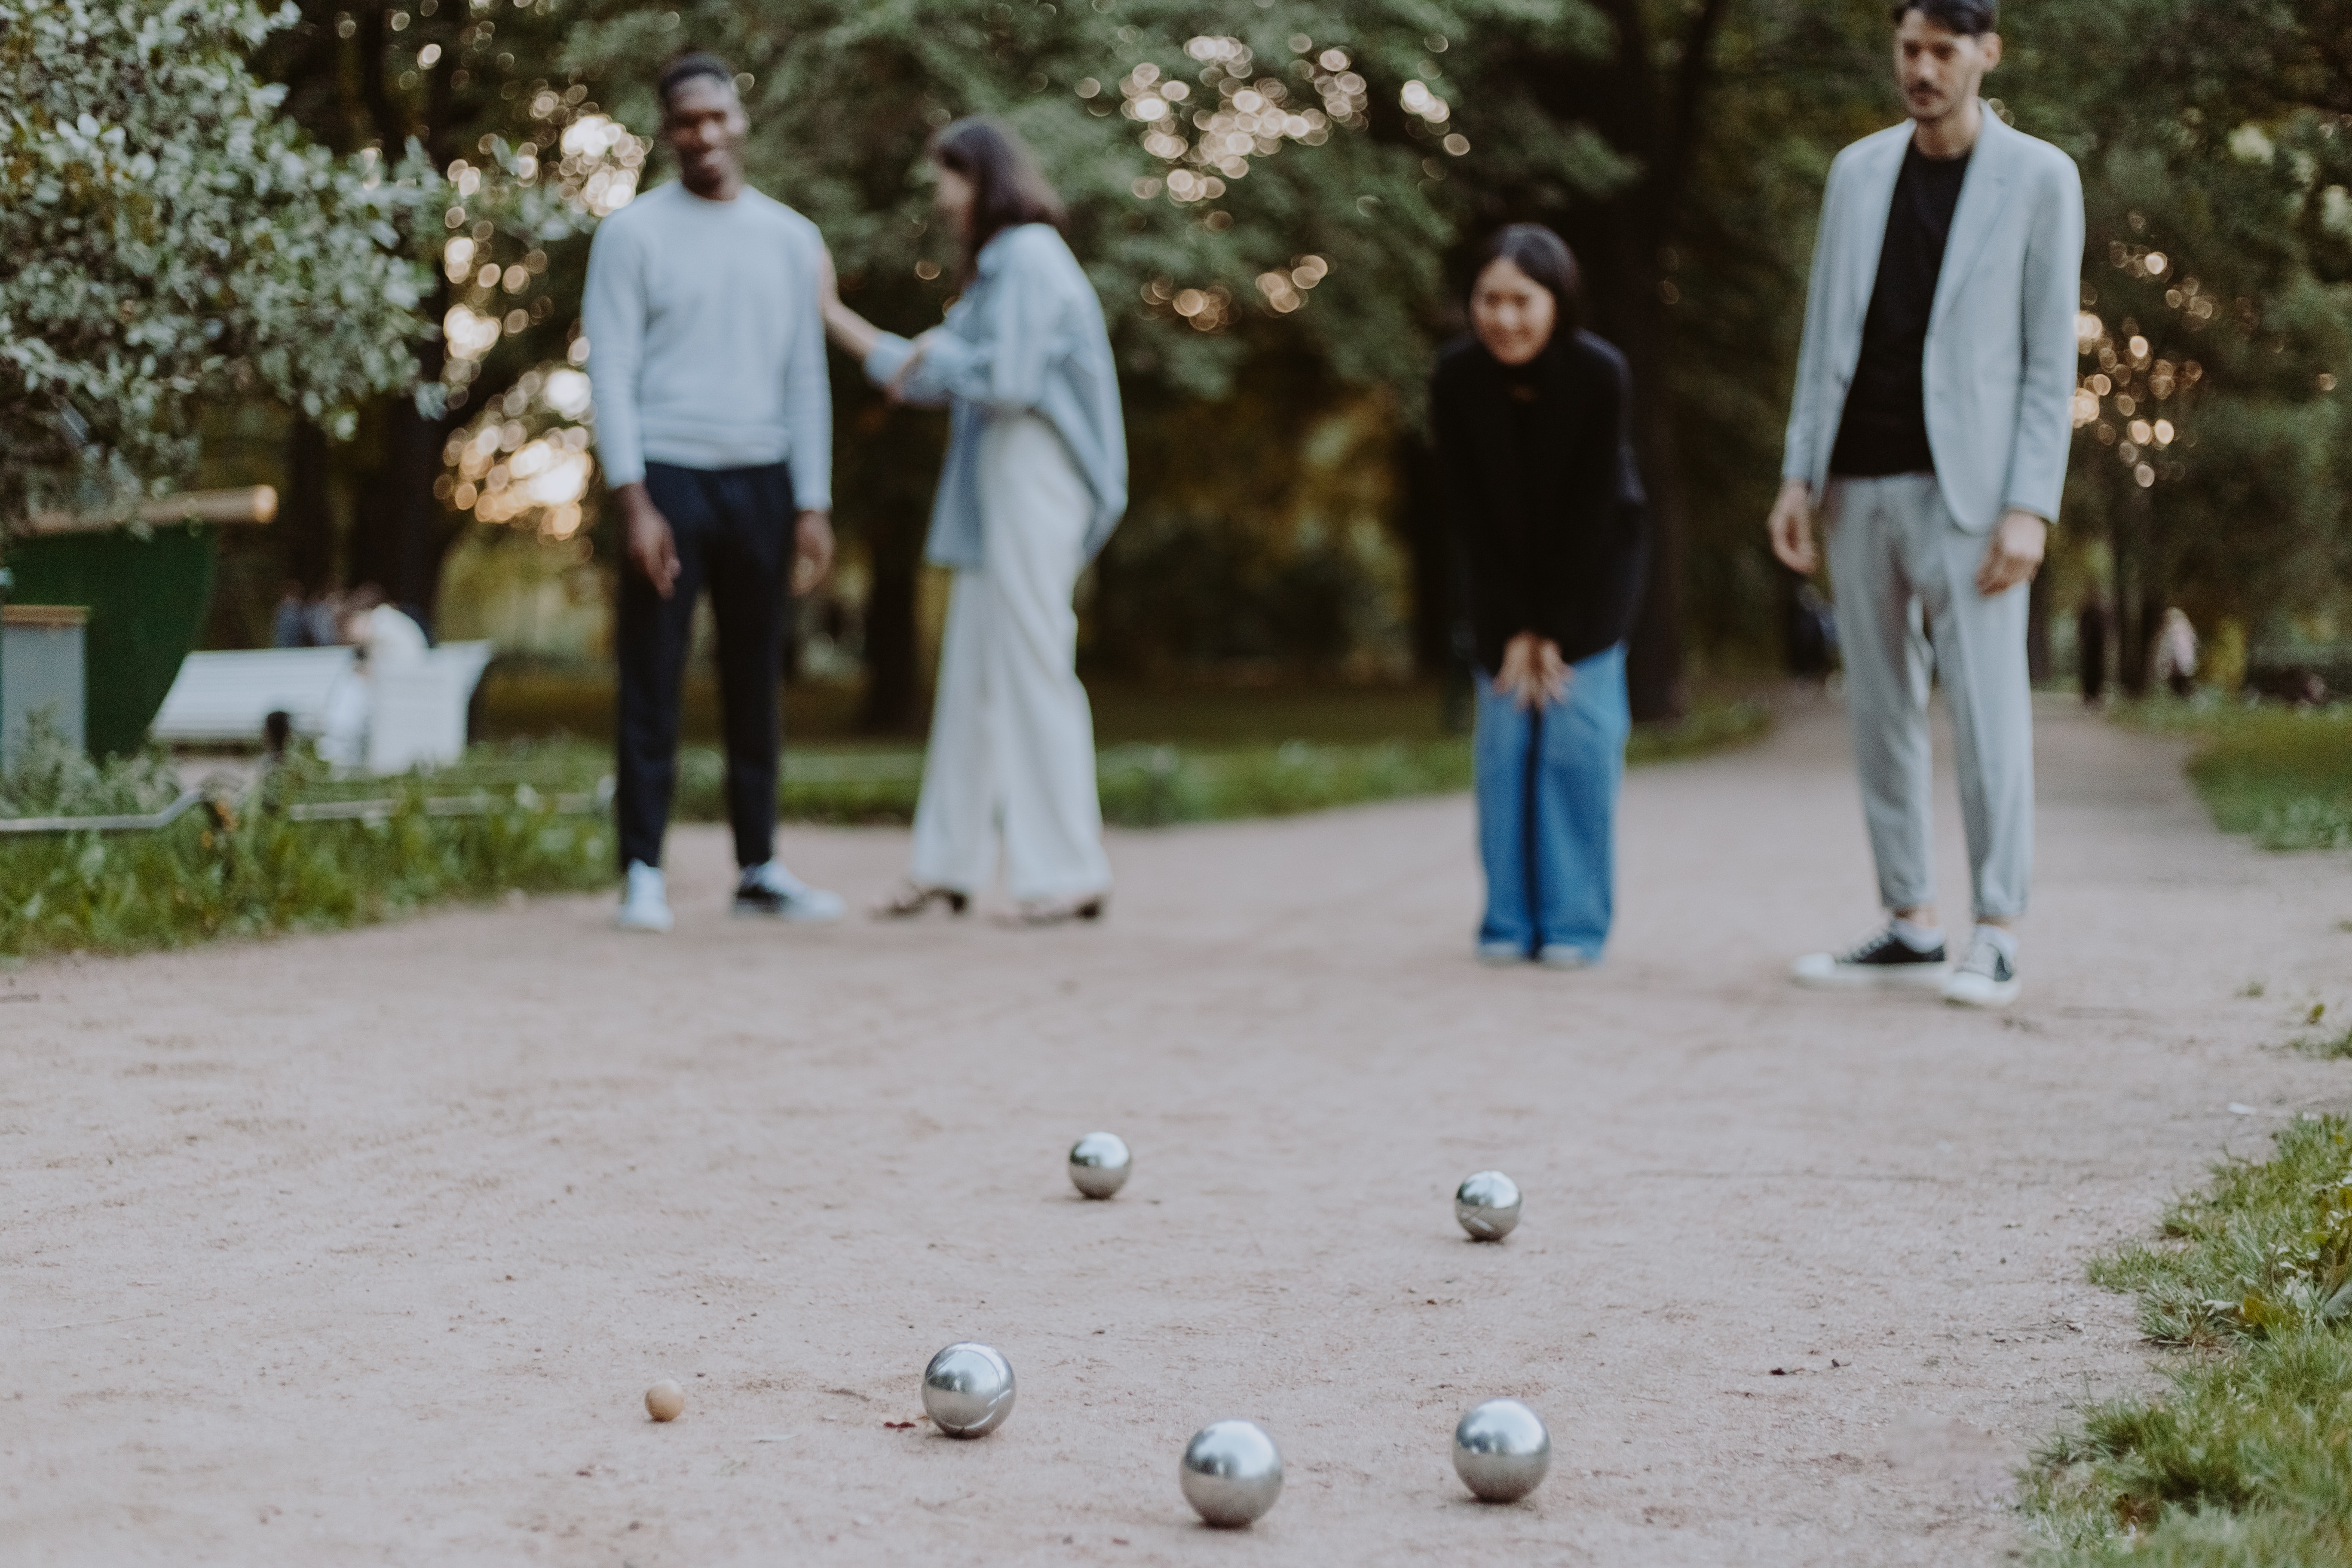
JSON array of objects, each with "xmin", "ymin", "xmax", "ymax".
[
  {"xmin": 0, "ymin": 0, "xmax": 431, "ymax": 522},
  {"xmin": 560, "ymin": 0, "xmax": 1617, "ymax": 404}
]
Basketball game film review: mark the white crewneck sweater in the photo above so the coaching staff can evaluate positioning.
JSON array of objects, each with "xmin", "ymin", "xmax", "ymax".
[{"xmin": 580, "ymin": 181, "xmax": 831, "ymax": 509}]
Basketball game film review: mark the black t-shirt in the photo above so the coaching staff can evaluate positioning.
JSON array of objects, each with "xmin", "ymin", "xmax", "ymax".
[{"xmin": 1829, "ymin": 140, "xmax": 1972, "ymax": 478}]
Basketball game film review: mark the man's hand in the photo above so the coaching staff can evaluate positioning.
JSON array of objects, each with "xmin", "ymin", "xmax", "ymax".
[
  {"xmin": 618, "ymin": 483, "xmax": 680, "ymax": 598},
  {"xmin": 792, "ymin": 509, "xmax": 836, "ymax": 596},
  {"xmin": 1767, "ymin": 478, "xmax": 1819, "ymax": 575},
  {"xmin": 1975, "ymin": 508, "xmax": 2047, "ymax": 596}
]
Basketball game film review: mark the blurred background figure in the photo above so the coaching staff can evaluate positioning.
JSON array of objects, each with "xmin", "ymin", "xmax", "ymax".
[
  {"xmin": 2076, "ymin": 592, "xmax": 2109, "ymax": 705},
  {"xmin": 271, "ymin": 580, "xmax": 312, "ymax": 648},
  {"xmin": 270, "ymin": 581, "xmax": 343, "ymax": 649},
  {"xmin": 319, "ymin": 584, "xmax": 429, "ymax": 767},
  {"xmin": 1434, "ymin": 224, "xmax": 1648, "ymax": 970},
  {"xmin": 337, "ymin": 584, "xmax": 429, "ymax": 664},
  {"xmin": 2153, "ymin": 606, "xmax": 2199, "ymax": 698},
  {"xmin": 824, "ymin": 117, "xmax": 1127, "ymax": 926}
]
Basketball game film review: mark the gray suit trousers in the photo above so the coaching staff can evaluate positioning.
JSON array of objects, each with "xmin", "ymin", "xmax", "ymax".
[{"xmin": 1825, "ymin": 475, "xmax": 2032, "ymax": 920}]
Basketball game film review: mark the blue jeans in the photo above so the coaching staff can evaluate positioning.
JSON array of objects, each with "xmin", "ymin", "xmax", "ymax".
[{"xmin": 1473, "ymin": 643, "xmax": 1629, "ymax": 959}]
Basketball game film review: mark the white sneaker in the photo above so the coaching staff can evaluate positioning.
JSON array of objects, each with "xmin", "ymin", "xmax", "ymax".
[
  {"xmin": 1536, "ymin": 944, "xmax": 1594, "ymax": 970},
  {"xmin": 733, "ymin": 861, "xmax": 847, "ymax": 923},
  {"xmin": 1941, "ymin": 928, "xmax": 2021, "ymax": 1008},
  {"xmin": 1476, "ymin": 940, "xmax": 1527, "ymax": 966},
  {"xmin": 1792, "ymin": 923, "xmax": 1948, "ymax": 989},
  {"xmin": 616, "ymin": 861, "xmax": 674, "ymax": 933}
]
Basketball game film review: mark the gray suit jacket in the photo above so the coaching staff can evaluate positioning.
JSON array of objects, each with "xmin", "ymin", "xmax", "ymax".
[{"xmin": 1781, "ymin": 108, "xmax": 2085, "ymax": 533}]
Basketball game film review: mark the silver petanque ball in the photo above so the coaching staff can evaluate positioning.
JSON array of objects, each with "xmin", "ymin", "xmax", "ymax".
[
  {"xmin": 1179, "ymin": 1419, "xmax": 1284, "ymax": 1528},
  {"xmin": 921, "ymin": 1342, "xmax": 1016, "ymax": 1438},
  {"xmin": 1069, "ymin": 1132, "xmax": 1132, "ymax": 1199},
  {"xmin": 1455, "ymin": 1170, "xmax": 1523, "ymax": 1240},
  {"xmin": 1452, "ymin": 1398, "xmax": 1552, "ymax": 1502}
]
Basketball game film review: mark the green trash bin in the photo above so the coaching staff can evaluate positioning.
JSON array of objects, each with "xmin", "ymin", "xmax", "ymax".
[{"xmin": 0, "ymin": 523, "xmax": 221, "ymax": 758}]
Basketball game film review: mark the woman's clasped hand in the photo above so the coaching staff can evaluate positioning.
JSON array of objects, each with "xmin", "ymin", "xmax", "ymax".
[{"xmin": 1492, "ymin": 631, "xmax": 1573, "ymax": 712}]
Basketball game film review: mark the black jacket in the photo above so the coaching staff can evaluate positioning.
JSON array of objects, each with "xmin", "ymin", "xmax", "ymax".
[{"xmin": 1431, "ymin": 330, "xmax": 1648, "ymax": 673}]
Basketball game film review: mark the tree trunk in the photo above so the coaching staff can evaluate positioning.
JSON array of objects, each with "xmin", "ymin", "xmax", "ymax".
[
  {"xmin": 343, "ymin": 0, "xmax": 462, "ymax": 634},
  {"xmin": 2026, "ymin": 563, "xmax": 2052, "ymax": 685},
  {"xmin": 2114, "ymin": 487, "xmax": 2154, "ymax": 695},
  {"xmin": 281, "ymin": 418, "xmax": 336, "ymax": 592},
  {"xmin": 1389, "ymin": 430, "xmax": 1452, "ymax": 677},
  {"xmin": 858, "ymin": 499, "xmax": 926, "ymax": 734},
  {"xmin": 1507, "ymin": 0, "xmax": 1728, "ymax": 724},
  {"xmin": 1614, "ymin": 273, "xmax": 1691, "ymax": 723}
]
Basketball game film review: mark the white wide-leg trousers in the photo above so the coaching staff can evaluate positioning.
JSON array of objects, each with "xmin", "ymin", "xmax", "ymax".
[{"xmin": 908, "ymin": 414, "xmax": 1111, "ymax": 903}]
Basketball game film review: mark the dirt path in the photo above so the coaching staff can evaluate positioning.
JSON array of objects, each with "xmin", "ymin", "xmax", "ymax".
[{"xmin": 6, "ymin": 694, "xmax": 2349, "ymax": 1565}]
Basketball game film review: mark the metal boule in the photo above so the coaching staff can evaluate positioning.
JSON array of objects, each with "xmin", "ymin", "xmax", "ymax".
[
  {"xmin": 921, "ymin": 1341, "xmax": 1016, "ymax": 1437},
  {"xmin": 1179, "ymin": 1418, "xmax": 1283, "ymax": 1528},
  {"xmin": 1454, "ymin": 1170, "xmax": 1522, "ymax": 1240},
  {"xmin": 1069, "ymin": 1132, "xmax": 1132, "ymax": 1199},
  {"xmin": 1452, "ymin": 1397, "xmax": 1551, "ymax": 1502}
]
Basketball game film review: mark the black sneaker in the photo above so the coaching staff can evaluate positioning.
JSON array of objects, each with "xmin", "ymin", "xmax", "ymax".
[
  {"xmin": 1790, "ymin": 924, "xmax": 1948, "ymax": 989},
  {"xmin": 731, "ymin": 862, "xmax": 847, "ymax": 923}
]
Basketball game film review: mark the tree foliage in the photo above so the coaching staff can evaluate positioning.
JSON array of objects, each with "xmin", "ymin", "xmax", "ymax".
[
  {"xmin": 553, "ymin": 0, "xmax": 1623, "ymax": 715},
  {"xmin": 558, "ymin": 1, "xmax": 1585, "ymax": 399},
  {"xmin": 0, "ymin": 0, "xmax": 429, "ymax": 523},
  {"xmin": 2003, "ymin": 0, "xmax": 2352, "ymax": 680},
  {"xmin": 190, "ymin": 0, "xmax": 2352, "ymax": 705}
]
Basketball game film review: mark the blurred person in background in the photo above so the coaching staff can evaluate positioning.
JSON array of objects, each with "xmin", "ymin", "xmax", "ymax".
[
  {"xmin": 270, "ymin": 582, "xmax": 343, "ymax": 649},
  {"xmin": 582, "ymin": 51, "xmax": 843, "ymax": 934},
  {"xmin": 318, "ymin": 584, "xmax": 427, "ymax": 768},
  {"xmin": 271, "ymin": 581, "xmax": 313, "ymax": 648},
  {"xmin": 1433, "ymin": 224, "xmax": 1648, "ymax": 970},
  {"xmin": 1770, "ymin": 0, "xmax": 2083, "ymax": 1008},
  {"xmin": 2153, "ymin": 607, "xmax": 2198, "ymax": 699},
  {"xmin": 821, "ymin": 118, "xmax": 1127, "ymax": 926}
]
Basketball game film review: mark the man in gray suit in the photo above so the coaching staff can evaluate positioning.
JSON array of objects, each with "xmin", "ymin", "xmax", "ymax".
[{"xmin": 1770, "ymin": 0, "xmax": 2083, "ymax": 1008}]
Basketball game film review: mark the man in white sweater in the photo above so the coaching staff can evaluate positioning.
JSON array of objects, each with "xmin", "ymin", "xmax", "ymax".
[{"xmin": 583, "ymin": 52, "xmax": 844, "ymax": 931}]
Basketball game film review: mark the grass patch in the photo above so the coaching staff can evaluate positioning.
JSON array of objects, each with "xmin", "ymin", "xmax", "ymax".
[
  {"xmin": 2293, "ymin": 1026, "xmax": 2352, "ymax": 1062},
  {"xmin": 2022, "ymin": 1116, "xmax": 2352, "ymax": 1563},
  {"xmin": 2120, "ymin": 700, "xmax": 2352, "ymax": 851},
  {"xmin": 408, "ymin": 697, "xmax": 1767, "ymax": 828},
  {"xmin": 0, "ymin": 726, "xmax": 611, "ymax": 960},
  {"xmin": 1, "ymin": 699, "xmax": 1769, "ymax": 959}
]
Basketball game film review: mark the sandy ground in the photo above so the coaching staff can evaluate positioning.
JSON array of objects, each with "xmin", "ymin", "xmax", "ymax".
[{"xmin": 6, "ymin": 692, "xmax": 2350, "ymax": 1566}]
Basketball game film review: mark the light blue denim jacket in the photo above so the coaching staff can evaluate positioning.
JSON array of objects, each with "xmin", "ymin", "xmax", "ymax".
[{"xmin": 863, "ymin": 224, "xmax": 1128, "ymax": 569}]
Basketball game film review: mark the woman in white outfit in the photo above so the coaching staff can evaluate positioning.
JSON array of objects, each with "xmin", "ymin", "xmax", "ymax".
[{"xmin": 821, "ymin": 118, "xmax": 1128, "ymax": 923}]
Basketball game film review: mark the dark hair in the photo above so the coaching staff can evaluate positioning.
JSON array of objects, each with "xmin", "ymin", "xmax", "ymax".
[
  {"xmin": 1473, "ymin": 224, "xmax": 1584, "ymax": 334},
  {"xmin": 928, "ymin": 117, "xmax": 1066, "ymax": 281},
  {"xmin": 1889, "ymin": 0, "xmax": 1997, "ymax": 35},
  {"xmin": 658, "ymin": 52, "xmax": 736, "ymax": 112}
]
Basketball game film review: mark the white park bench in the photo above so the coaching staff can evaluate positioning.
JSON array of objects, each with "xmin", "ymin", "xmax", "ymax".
[{"xmin": 153, "ymin": 641, "xmax": 495, "ymax": 775}]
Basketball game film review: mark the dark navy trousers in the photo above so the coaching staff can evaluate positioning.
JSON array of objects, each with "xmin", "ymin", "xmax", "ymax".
[{"xmin": 615, "ymin": 460, "xmax": 793, "ymax": 872}]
